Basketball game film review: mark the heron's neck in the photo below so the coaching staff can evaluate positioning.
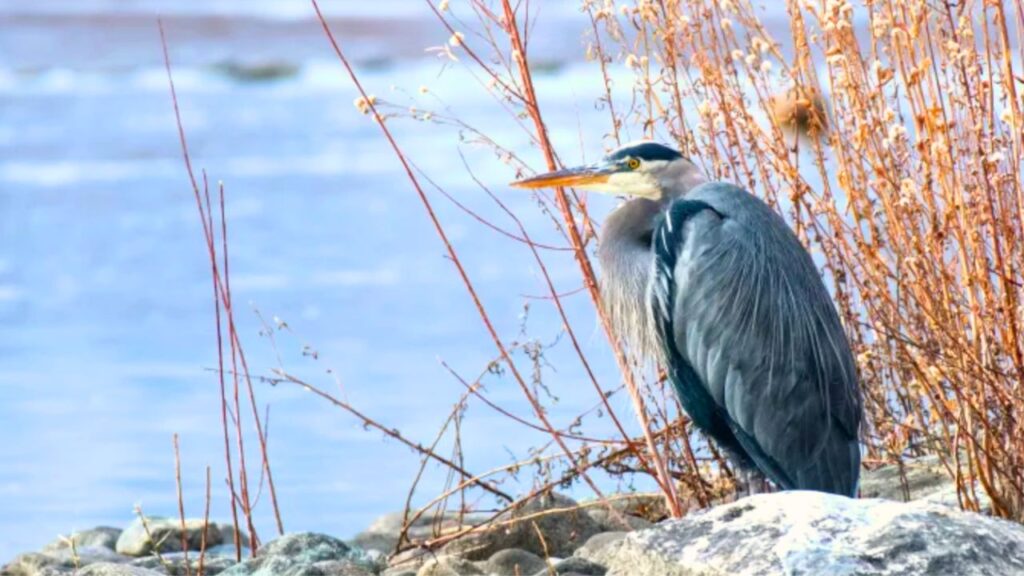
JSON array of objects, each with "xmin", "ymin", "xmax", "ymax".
[
  {"xmin": 658, "ymin": 162, "xmax": 707, "ymax": 201},
  {"xmin": 598, "ymin": 198, "xmax": 663, "ymax": 362}
]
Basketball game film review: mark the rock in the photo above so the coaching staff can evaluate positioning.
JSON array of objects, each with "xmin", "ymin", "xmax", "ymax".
[
  {"xmin": 582, "ymin": 495, "xmax": 668, "ymax": 524},
  {"xmin": 43, "ymin": 528, "xmax": 123, "ymax": 553},
  {"xmin": 215, "ymin": 524, "xmax": 252, "ymax": 549},
  {"xmin": 352, "ymin": 511, "xmax": 489, "ymax": 555},
  {"xmin": 572, "ymin": 532, "xmax": 626, "ymax": 565},
  {"xmin": 128, "ymin": 552, "xmax": 235, "ymax": 575},
  {"xmin": 348, "ymin": 532, "xmax": 397, "ymax": 556},
  {"xmin": 202, "ymin": 544, "xmax": 251, "ymax": 559},
  {"xmin": 860, "ymin": 454, "xmax": 992, "ymax": 512},
  {"xmin": 3, "ymin": 547, "xmax": 129, "ymax": 576},
  {"xmin": 415, "ymin": 556, "xmax": 482, "ymax": 576},
  {"xmin": 484, "ymin": 549, "xmax": 547, "ymax": 575},
  {"xmin": 258, "ymin": 533, "xmax": 351, "ymax": 561},
  {"xmin": 74, "ymin": 564, "xmax": 166, "ymax": 576},
  {"xmin": 441, "ymin": 493, "xmax": 601, "ymax": 560},
  {"xmin": 538, "ymin": 557, "xmax": 606, "ymax": 575},
  {"xmin": 282, "ymin": 560, "xmax": 375, "ymax": 575},
  {"xmin": 385, "ymin": 548, "xmax": 435, "ymax": 574},
  {"xmin": 115, "ymin": 518, "xmax": 225, "ymax": 557},
  {"xmin": 859, "ymin": 454, "xmax": 950, "ymax": 501},
  {"xmin": 603, "ymin": 491, "xmax": 1024, "ymax": 575},
  {"xmin": 584, "ymin": 509, "xmax": 651, "ymax": 532},
  {"xmin": 218, "ymin": 533, "xmax": 376, "ymax": 576}
]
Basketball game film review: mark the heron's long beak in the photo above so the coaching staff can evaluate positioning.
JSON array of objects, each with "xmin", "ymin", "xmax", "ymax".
[{"xmin": 510, "ymin": 164, "xmax": 616, "ymax": 189}]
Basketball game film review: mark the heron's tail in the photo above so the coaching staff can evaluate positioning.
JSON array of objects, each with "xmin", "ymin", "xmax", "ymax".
[{"xmin": 793, "ymin": 425, "xmax": 861, "ymax": 497}]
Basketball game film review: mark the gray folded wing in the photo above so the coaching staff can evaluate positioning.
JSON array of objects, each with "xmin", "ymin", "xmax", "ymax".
[{"xmin": 654, "ymin": 183, "xmax": 862, "ymax": 495}]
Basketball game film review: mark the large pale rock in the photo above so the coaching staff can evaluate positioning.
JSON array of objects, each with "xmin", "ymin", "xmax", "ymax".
[
  {"xmin": 115, "ymin": 518, "xmax": 225, "ymax": 557},
  {"xmin": 441, "ymin": 493, "xmax": 601, "ymax": 560},
  {"xmin": 603, "ymin": 491, "xmax": 1024, "ymax": 575},
  {"xmin": 3, "ymin": 547, "xmax": 128, "ymax": 576},
  {"xmin": 43, "ymin": 529, "xmax": 122, "ymax": 553}
]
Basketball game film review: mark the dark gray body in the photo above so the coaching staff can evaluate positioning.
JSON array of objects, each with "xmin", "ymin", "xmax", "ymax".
[{"xmin": 600, "ymin": 182, "xmax": 862, "ymax": 496}]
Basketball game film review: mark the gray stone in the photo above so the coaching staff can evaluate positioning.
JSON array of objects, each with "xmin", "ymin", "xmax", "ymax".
[
  {"xmin": 348, "ymin": 532, "xmax": 398, "ymax": 556},
  {"xmin": 583, "ymin": 495, "xmax": 668, "ymax": 523},
  {"xmin": 415, "ymin": 556, "xmax": 482, "ymax": 576},
  {"xmin": 280, "ymin": 560, "xmax": 374, "ymax": 576},
  {"xmin": 441, "ymin": 493, "xmax": 601, "ymax": 560},
  {"xmin": 860, "ymin": 454, "xmax": 992, "ymax": 512},
  {"xmin": 584, "ymin": 508, "xmax": 651, "ymax": 532},
  {"xmin": 258, "ymin": 533, "xmax": 350, "ymax": 561},
  {"xmin": 859, "ymin": 454, "xmax": 950, "ymax": 501},
  {"xmin": 128, "ymin": 552, "xmax": 235, "ymax": 575},
  {"xmin": 484, "ymin": 549, "xmax": 547, "ymax": 575},
  {"xmin": 202, "ymin": 544, "xmax": 250, "ymax": 559},
  {"xmin": 115, "ymin": 518, "xmax": 225, "ymax": 557},
  {"xmin": 3, "ymin": 547, "xmax": 129, "ymax": 576},
  {"xmin": 385, "ymin": 548, "xmax": 435, "ymax": 574},
  {"xmin": 538, "ymin": 557, "xmax": 606, "ymax": 575},
  {"xmin": 571, "ymin": 532, "xmax": 625, "ymax": 565},
  {"xmin": 603, "ymin": 491, "xmax": 1024, "ymax": 575},
  {"xmin": 219, "ymin": 533, "xmax": 377, "ymax": 576},
  {"xmin": 215, "ymin": 524, "xmax": 252, "ymax": 549},
  {"xmin": 43, "ymin": 529, "xmax": 122, "ymax": 553},
  {"xmin": 353, "ymin": 512, "xmax": 489, "ymax": 555},
  {"xmin": 73, "ymin": 564, "xmax": 165, "ymax": 576}
]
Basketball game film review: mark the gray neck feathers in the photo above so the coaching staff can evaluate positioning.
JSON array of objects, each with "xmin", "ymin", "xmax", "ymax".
[
  {"xmin": 657, "ymin": 158, "xmax": 707, "ymax": 200},
  {"xmin": 598, "ymin": 198, "xmax": 663, "ymax": 363}
]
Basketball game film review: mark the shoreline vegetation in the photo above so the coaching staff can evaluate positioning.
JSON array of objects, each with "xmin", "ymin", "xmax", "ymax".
[{"xmin": 5, "ymin": 0, "xmax": 1024, "ymax": 573}]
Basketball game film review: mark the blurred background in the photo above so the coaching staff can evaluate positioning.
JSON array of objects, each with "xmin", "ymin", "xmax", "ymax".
[{"xmin": 0, "ymin": 0, "xmax": 661, "ymax": 560}]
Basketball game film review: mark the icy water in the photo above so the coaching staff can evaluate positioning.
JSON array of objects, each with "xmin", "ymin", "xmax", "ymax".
[
  {"xmin": 0, "ymin": 0, "xmax": 817, "ymax": 561},
  {"xmin": 0, "ymin": 0, "xmax": 660, "ymax": 560}
]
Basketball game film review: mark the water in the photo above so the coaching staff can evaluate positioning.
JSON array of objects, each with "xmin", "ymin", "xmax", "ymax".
[{"xmin": 0, "ymin": 0, "xmax": 659, "ymax": 561}]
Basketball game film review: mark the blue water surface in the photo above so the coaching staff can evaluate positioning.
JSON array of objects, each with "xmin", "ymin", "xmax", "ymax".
[{"xmin": 0, "ymin": 0, "xmax": 666, "ymax": 560}]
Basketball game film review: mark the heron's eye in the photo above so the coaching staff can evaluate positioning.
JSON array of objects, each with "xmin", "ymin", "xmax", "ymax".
[{"xmin": 627, "ymin": 158, "xmax": 641, "ymax": 170}]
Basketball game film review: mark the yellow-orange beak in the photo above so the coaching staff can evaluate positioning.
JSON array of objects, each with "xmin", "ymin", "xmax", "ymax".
[{"xmin": 510, "ymin": 165, "xmax": 615, "ymax": 189}]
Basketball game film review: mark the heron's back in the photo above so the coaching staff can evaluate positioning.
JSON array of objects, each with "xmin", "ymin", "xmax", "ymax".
[{"xmin": 652, "ymin": 183, "xmax": 862, "ymax": 496}]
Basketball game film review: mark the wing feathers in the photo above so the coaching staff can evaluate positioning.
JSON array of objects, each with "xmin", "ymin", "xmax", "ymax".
[{"xmin": 651, "ymin": 183, "xmax": 862, "ymax": 496}]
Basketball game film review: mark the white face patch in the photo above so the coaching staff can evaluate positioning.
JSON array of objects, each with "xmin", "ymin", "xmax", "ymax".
[{"xmin": 606, "ymin": 170, "xmax": 661, "ymax": 198}]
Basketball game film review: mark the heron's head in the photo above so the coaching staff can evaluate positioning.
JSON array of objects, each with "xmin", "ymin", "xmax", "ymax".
[{"xmin": 511, "ymin": 141, "xmax": 705, "ymax": 201}]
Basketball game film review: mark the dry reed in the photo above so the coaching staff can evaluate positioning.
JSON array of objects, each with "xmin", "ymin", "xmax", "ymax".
[
  {"xmin": 161, "ymin": 0, "xmax": 1024, "ymax": 561},
  {"xmin": 320, "ymin": 0, "xmax": 1024, "ymax": 523}
]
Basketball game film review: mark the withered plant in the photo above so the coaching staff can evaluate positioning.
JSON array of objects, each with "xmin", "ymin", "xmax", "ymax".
[{"xmin": 161, "ymin": 0, "xmax": 1024, "ymax": 558}]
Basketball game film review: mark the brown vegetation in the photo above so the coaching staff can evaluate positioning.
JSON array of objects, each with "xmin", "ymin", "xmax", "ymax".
[{"xmin": 161, "ymin": 0, "xmax": 1024, "ymax": 559}]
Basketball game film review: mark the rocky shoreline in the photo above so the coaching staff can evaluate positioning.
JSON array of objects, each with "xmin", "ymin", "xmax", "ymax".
[{"xmin": 4, "ymin": 457, "xmax": 1024, "ymax": 576}]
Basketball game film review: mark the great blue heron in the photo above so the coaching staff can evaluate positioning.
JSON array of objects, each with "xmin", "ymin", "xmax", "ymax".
[{"xmin": 512, "ymin": 142, "xmax": 862, "ymax": 496}]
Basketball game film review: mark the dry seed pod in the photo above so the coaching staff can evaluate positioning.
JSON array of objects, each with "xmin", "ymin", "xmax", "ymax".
[{"xmin": 770, "ymin": 85, "xmax": 828, "ymax": 137}]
